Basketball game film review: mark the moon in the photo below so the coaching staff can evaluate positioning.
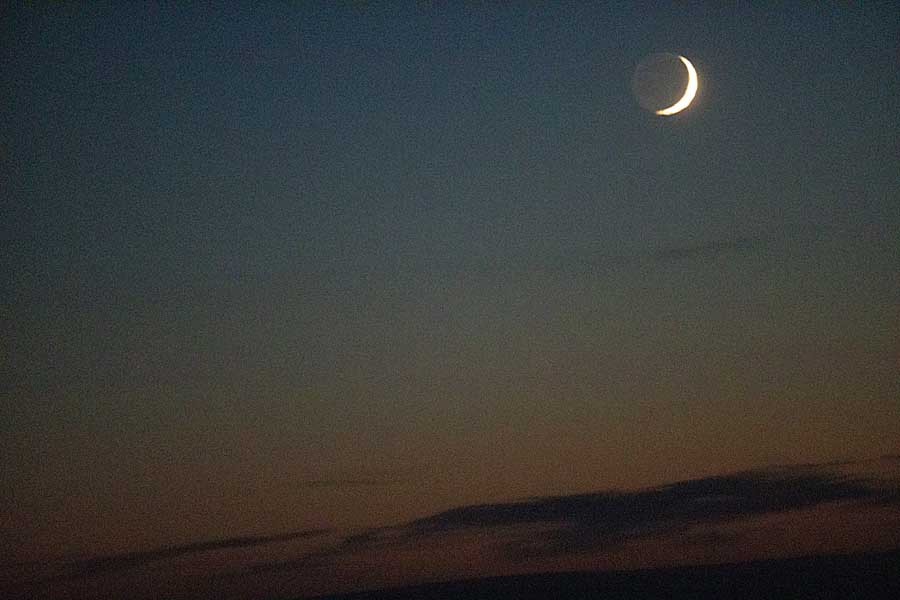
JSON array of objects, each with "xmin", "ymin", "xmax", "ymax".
[
  {"xmin": 655, "ymin": 56, "xmax": 698, "ymax": 116},
  {"xmin": 631, "ymin": 53, "xmax": 699, "ymax": 116}
]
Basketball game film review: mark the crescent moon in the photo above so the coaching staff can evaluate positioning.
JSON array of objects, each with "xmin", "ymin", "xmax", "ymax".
[{"xmin": 655, "ymin": 55, "xmax": 698, "ymax": 116}]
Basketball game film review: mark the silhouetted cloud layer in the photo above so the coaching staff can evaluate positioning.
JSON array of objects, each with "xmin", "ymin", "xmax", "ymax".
[
  {"xmin": 407, "ymin": 470, "xmax": 885, "ymax": 556},
  {"xmin": 279, "ymin": 463, "xmax": 900, "ymax": 570}
]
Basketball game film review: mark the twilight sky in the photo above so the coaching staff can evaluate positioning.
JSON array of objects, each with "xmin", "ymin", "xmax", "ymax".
[{"xmin": 2, "ymin": 3, "xmax": 899, "ymax": 599}]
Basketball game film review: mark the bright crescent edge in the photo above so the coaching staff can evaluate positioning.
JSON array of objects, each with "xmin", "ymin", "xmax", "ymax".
[{"xmin": 655, "ymin": 56, "xmax": 698, "ymax": 116}]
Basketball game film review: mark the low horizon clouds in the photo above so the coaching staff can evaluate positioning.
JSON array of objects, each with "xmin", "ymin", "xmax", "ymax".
[
  {"xmin": 46, "ymin": 459, "xmax": 900, "ymax": 582},
  {"xmin": 250, "ymin": 460, "xmax": 900, "ymax": 574}
]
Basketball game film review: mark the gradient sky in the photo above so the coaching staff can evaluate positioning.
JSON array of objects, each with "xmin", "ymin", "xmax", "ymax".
[{"xmin": 2, "ymin": 3, "xmax": 899, "ymax": 598}]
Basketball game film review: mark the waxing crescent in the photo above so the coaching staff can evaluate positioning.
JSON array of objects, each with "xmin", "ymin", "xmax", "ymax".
[{"xmin": 656, "ymin": 55, "xmax": 698, "ymax": 116}]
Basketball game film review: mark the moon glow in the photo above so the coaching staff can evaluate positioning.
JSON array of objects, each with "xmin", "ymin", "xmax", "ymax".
[
  {"xmin": 631, "ymin": 53, "xmax": 699, "ymax": 116},
  {"xmin": 655, "ymin": 56, "xmax": 698, "ymax": 116}
]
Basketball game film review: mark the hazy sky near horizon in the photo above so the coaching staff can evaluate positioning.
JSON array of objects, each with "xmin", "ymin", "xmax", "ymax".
[{"xmin": 2, "ymin": 2, "xmax": 899, "ymax": 588}]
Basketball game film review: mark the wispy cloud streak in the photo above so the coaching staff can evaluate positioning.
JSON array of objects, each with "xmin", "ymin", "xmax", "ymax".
[
  {"xmin": 58, "ymin": 529, "xmax": 328, "ymax": 579},
  {"xmin": 298, "ymin": 479, "xmax": 406, "ymax": 489},
  {"xmin": 653, "ymin": 236, "xmax": 762, "ymax": 262}
]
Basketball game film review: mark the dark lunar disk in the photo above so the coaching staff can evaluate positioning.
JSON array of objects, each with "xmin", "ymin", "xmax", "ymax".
[{"xmin": 631, "ymin": 52, "xmax": 689, "ymax": 113}]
